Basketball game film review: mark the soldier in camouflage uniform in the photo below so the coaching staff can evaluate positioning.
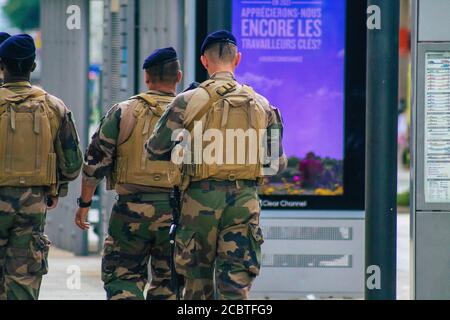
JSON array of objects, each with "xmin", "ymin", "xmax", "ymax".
[
  {"xmin": 145, "ymin": 31, "xmax": 287, "ymax": 300},
  {"xmin": 0, "ymin": 34, "xmax": 83, "ymax": 300},
  {"xmin": 76, "ymin": 48, "xmax": 183, "ymax": 300}
]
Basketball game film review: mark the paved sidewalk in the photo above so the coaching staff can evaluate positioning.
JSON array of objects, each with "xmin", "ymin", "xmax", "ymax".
[
  {"xmin": 39, "ymin": 249, "xmax": 104, "ymax": 300},
  {"xmin": 397, "ymin": 213, "xmax": 410, "ymax": 300},
  {"xmin": 39, "ymin": 214, "xmax": 411, "ymax": 300}
]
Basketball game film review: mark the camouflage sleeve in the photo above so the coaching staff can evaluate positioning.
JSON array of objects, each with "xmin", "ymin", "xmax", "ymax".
[
  {"xmin": 256, "ymin": 94, "xmax": 288, "ymax": 175},
  {"xmin": 82, "ymin": 104, "xmax": 121, "ymax": 187},
  {"xmin": 51, "ymin": 97, "xmax": 83, "ymax": 197},
  {"xmin": 145, "ymin": 94, "xmax": 187, "ymax": 161}
]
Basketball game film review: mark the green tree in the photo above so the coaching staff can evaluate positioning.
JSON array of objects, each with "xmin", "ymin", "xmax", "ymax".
[{"xmin": 3, "ymin": 0, "xmax": 40, "ymax": 30}]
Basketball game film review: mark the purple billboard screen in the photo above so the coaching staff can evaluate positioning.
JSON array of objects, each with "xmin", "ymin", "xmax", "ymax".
[{"xmin": 232, "ymin": 0, "xmax": 346, "ymax": 196}]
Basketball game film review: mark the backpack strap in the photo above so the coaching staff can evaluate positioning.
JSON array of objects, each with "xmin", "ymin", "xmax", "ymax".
[
  {"xmin": 241, "ymin": 85, "xmax": 259, "ymax": 129},
  {"xmin": 220, "ymin": 99, "xmax": 230, "ymax": 128},
  {"xmin": 44, "ymin": 94, "xmax": 65, "ymax": 139},
  {"xmin": 185, "ymin": 80, "xmax": 238, "ymax": 132},
  {"xmin": 0, "ymin": 87, "xmax": 15, "ymax": 104},
  {"xmin": 131, "ymin": 93, "xmax": 165, "ymax": 117},
  {"xmin": 1, "ymin": 87, "xmax": 50, "ymax": 133},
  {"xmin": 2, "ymin": 87, "xmax": 46, "ymax": 104},
  {"xmin": 219, "ymin": 84, "xmax": 256, "ymax": 129},
  {"xmin": 9, "ymin": 106, "xmax": 16, "ymax": 131},
  {"xmin": 131, "ymin": 93, "xmax": 168, "ymax": 137},
  {"xmin": 153, "ymin": 94, "xmax": 175, "ymax": 106}
]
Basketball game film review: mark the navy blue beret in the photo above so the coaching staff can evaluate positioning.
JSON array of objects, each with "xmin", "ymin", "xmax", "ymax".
[
  {"xmin": 201, "ymin": 30, "xmax": 237, "ymax": 55},
  {"xmin": 0, "ymin": 34, "xmax": 36, "ymax": 60},
  {"xmin": 143, "ymin": 47, "xmax": 178, "ymax": 69},
  {"xmin": 0, "ymin": 32, "xmax": 11, "ymax": 45}
]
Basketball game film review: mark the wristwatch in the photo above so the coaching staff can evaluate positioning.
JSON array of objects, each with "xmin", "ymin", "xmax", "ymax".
[{"xmin": 77, "ymin": 197, "xmax": 92, "ymax": 208}]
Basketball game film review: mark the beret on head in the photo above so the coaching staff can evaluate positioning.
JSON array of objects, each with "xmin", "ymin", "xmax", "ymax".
[
  {"xmin": 0, "ymin": 34, "xmax": 36, "ymax": 60},
  {"xmin": 201, "ymin": 30, "xmax": 237, "ymax": 55},
  {"xmin": 143, "ymin": 47, "xmax": 178, "ymax": 69},
  {"xmin": 0, "ymin": 32, "xmax": 11, "ymax": 45}
]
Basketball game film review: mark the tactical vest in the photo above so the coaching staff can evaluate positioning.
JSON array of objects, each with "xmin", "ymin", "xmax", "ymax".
[
  {"xmin": 184, "ymin": 79, "xmax": 268, "ymax": 182},
  {"xmin": 115, "ymin": 93, "xmax": 182, "ymax": 189},
  {"xmin": 0, "ymin": 87, "xmax": 61, "ymax": 190}
]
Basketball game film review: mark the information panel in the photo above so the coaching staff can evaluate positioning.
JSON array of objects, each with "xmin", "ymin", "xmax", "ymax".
[
  {"xmin": 232, "ymin": 0, "xmax": 346, "ymax": 198},
  {"xmin": 424, "ymin": 51, "xmax": 450, "ymax": 203}
]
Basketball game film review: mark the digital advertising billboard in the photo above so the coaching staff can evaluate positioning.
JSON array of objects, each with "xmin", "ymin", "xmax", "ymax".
[{"xmin": 231, "ymin": 0, "xmax": 366, "ymax": 210}]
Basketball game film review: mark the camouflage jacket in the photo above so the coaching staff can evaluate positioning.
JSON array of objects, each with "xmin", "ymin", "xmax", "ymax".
[
  {"xmin": 145, "ymin": 72, "xmax": 287, "ymax": 176},
  {"xmin": 0, "ymin": 81, "xmax": 83, "ymax": 197},
  {"xmin": 82, "ymin": 90, "xmax": 176, "ymax": 195}
]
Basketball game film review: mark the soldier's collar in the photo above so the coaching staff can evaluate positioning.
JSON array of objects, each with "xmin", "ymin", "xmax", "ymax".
[
  {"xmin": 210, "ymin": 71, "xmax": 236, "ymax": 81},
  {"xmin": 147, "ymin": 89, "xmax": 176, "ymax": 97},
  {"xmin": 2, "ymin": 81, "xmax": 32, "ymax": 88}
]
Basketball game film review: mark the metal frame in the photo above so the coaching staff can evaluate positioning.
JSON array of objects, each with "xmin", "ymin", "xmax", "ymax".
[
  {"xmin": 411, "ymin": 0, "xmax": 450, "ymax": 300},
  {"xmin": 410, "ymin": 0, "xmax": 418, "ymax": 300},
  {"xmin": 364, "ymin": 0, "xmax": 400, "ymax": 299}
]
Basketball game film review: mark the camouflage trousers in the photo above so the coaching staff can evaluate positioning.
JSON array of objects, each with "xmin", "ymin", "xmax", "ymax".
[
  {"xmin": 175, "ymin": 180, "xmax": 264, "ymax": 300},
  {"xmin": 0, "ymin": 187, "xmax": 50, "ymax": 301},
  {"xmin": 102, "ymin": 193, "xmax": 176, "ymax": 300}
]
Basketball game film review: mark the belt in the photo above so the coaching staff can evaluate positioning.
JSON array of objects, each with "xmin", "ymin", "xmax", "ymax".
[
  {"xmin": 189, "ymin": 180, "xmax": 258, "ymax": 189},
  {"xmin": 116, "ymin": 193, "xmax": 170, "ymax": 203}
]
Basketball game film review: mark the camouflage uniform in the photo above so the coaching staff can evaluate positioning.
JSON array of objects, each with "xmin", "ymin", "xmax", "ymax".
[
  {"xmin": 83, "ymin": 91, "xmax": 177, "ymax": 300},
  {"xmin": 0, "ymin": 82, "xmax": 83, "ymax": 300},
  {"xmin": 145, "ymin": 72, "xmax": 287, "ymax": 300}
]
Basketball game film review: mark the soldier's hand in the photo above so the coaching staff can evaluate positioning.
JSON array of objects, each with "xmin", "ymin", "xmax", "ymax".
[
  {"xmin": 47, "ymin": 197, "xmax": 59, "ymax": 210},
  {"xmin": 75, "ymin": 207, "xmax": 91, "ymax": 230}
]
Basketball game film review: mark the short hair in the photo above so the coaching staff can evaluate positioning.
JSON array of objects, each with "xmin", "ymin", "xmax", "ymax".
[
  {"xmin": 1, "ymin": 57, "xmax": 35, "ymax": 75},
  {"xmin": 145, "ymin": 60, "xmax": 180, "ymax": 84},
  {"xmin": 204, "ymin": 42, "xmax": 237, "ymax": 64}
]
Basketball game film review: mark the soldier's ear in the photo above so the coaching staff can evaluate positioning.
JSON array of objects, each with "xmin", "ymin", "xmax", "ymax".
[
  {"xmin": 200, "ymin": 55, "xmax": 208, "ymax": 70},
  {"xmin": 31, "ymin": 62, "xmax": 37, "ymax": 73},
  {"xmin": 144, "ymin": 70, "xmax": 151, "ymax": 85},
  {"xmin": 235, "ymin": 52, "xmax": 242, "ymax": 68},
  {"xmin": 177, "ymin": 70, "xmax": 183, "ymax": 84}
]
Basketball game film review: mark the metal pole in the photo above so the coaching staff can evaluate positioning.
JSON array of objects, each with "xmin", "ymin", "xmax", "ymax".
[{"xmin": 365, "ymin": 0, "xmax": 400, "ymax": 300}]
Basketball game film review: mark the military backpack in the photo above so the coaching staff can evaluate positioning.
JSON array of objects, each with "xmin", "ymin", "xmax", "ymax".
[
  {"xmin": 115, "ymin": 93, "xmax": 182, "ymax": 189},
  {"xmin": 183, "ymin": 79, "xmax": 268, "ymax": 182},
  {"xmin": 0, "ymin": 87, "xmax": 61, "ymax": 192}
]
